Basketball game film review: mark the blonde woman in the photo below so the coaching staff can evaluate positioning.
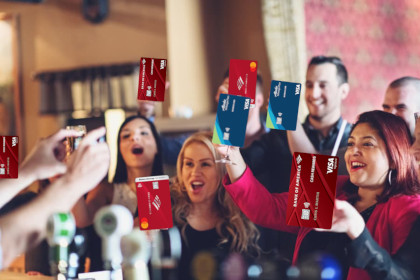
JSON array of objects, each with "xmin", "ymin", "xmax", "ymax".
[{"xmin": 171, "ymin": 131, "xmax": 260, "ymax": 279}]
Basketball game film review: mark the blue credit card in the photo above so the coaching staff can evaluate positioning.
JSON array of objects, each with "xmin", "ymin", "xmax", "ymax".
[
  {"xmin": 266, "ymin": 80, "xmax": 301, "ymax": 130},
  {"xmin": 212, "ymin": 93, "xmax": 250, "ymax": 147}
]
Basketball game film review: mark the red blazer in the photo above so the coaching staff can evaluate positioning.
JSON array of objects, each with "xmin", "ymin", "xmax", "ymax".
[{"xmin": 223, "ymin": 166, "xmax": 420, "ymax": 280}]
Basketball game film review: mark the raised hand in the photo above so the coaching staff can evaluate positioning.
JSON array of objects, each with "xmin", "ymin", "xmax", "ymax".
[
  {"xmin": 65, "ymin": 127, "xmax": 110, "ymax": 195},
  {"xmin": 315, "ymin": 199, "xmax": 365, "ymax": 240},
  {"xmin": 21, "ymin": 129, "xmax": 84, "ymax": 181}
]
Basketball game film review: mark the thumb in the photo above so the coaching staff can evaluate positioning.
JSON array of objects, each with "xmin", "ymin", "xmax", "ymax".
[
  {"xmin": 49, "ymin": 129, "xmax": 83, "ymax": 143},
  {"xmin": 334, "ymin": 199, "xmax": 349, "ymax": 211}
]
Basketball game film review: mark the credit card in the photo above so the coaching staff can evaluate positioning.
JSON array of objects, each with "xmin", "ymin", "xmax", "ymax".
[
  {"xmin": 286, "ymin": 152, "xmax": 339, "ymax": 229},
  {"xmin": 136, "ymin": 175, "xmax": 173, "ymax": 230},
  {"xmin": 137, "ymin": 57, "xmax": 167, "ymax": 102},
  {"xmin": 266, "ymin": 80, "xmax": 301, "ymax": 130},
  {"xmin": 228, "ymin": 59, "xmax": 258, "ymax": 107},
  {"xmin": 212, "ymin": 93, "xmax": 250, "ymax": 147},
  {"xmin": 0, "ymin": 136, "xmax": 19, "ymax": 178}
]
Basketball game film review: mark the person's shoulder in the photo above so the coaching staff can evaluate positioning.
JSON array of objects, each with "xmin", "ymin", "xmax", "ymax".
[
  {"xmin": 345, "ymin": 120, "xmax": 352, "ymax": 129},
  {"xmin": 381, "ymin": 195, "xmax": 420, "ymax": 224},
  {"xmin": 388, "ymin": 194, "xmax": 420, "ymax": 210}
]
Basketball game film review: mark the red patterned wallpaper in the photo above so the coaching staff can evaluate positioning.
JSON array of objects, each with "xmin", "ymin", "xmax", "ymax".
[{"xmin": 305, "ymin": 0, "xmax": 420, "ymax": 123}]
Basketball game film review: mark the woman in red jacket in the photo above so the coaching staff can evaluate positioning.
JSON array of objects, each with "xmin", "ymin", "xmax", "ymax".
[{"xmin": 219, "ymin": 110, "xmax": 420, "ymax": 279}]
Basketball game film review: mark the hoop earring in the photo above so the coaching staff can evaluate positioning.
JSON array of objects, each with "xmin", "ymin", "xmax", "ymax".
[{"xmin": 388, "ymin": 169, "xmax": 394, "ymax": 185}]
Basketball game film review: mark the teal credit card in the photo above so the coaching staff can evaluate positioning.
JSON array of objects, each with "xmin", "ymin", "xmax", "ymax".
[
  {"xmin": 212, "ymin": 94, "xmax": 250, "ymax": 147},
  {"xmin": 266, "ymin": 80, "xmax": 301, "ymax": 130}
]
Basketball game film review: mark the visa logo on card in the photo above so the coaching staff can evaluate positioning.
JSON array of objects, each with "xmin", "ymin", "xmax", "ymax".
[
  {"xmin": 266, "ymin": 80, "xmax": 301, "ymax": 130},
  {"xmin": 228, "ymin": 59, "xmax": 258, "ymax": 107},
  {"xmin": 286, "ymin": 152, "xmax": 339, "ymax": 229},
  {"xmin": 136, "ymin": 175, "xmax": 173, "ymax": 230},
  {"xmin": 212, "ymin": 94, "xmax": 250, "ymax": 147},
  {"xmin": 0, "ymin": 136, "xmax": 19, "ymax": 178},
  {"xmin": 137, "ymin": 57, "xmax": 167, "ymax": 102}
]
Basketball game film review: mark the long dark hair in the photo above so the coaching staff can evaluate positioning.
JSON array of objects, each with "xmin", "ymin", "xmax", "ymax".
[
  {"xmin": 112, "ymin": 115, "xmax": 164, "ymax": 183},
  {"xmin": 344, "ymin": 110, "xmax": 420, "ymax": 202}
]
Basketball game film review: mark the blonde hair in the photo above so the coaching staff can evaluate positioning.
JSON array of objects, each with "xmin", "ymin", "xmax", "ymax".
[{"xmin": 171, "ymin": 131, "xmax": 260, "ymax": 255}]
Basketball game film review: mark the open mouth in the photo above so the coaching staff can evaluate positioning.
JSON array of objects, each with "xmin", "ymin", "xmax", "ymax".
[
  {"xmin": 132, "ymin": 147, "xmax": 144, "ymax": 155},
  {"xmin": 191, "ymin": 181, "xmax": 204, "ymax": 191},
  {"xmin": 350, "ymin": 161, "xmax": 366, "ymax": 171}
]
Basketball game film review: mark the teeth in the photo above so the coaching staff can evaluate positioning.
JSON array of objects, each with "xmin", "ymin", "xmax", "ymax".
[
  {"xmin": 311, "ymin": 100, "xmax": 323, "ymax": 105},
  {"xmin": 191, "ymin": 181, "xmax": 204, "ymax": 190},
  {"xmin": 352, "ymin": 162, "xmax": 366, "ymax": 167}
]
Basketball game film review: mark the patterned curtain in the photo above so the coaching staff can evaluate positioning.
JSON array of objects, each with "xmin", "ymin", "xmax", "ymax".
[
  {"xmin": 305, "ymin": 0, "xmax": 420, "ymax": 123},
  {"xmin": 261, "ymin": 0, "xmax": 308, "ymax": 121}
]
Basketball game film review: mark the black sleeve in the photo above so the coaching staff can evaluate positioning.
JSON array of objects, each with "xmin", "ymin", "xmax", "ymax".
[
  {"xmin": 240, "ymin": 130, "xmax": 292, "ymax": 194},
  {"xmin": 241, "ymin": 130, "xmax": 289, "ymax": 173},
  {"xmin": 348, "ymin": 218, "xmax": 420, "ymax": 280},
  {"xmin": 240, "ymin": 133, "xmax": 270, "ymax": 174}
]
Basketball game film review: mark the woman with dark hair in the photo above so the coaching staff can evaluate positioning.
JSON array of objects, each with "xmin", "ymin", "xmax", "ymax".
[
  {"xmin": 219, "ymin": 111, "xmax": 420, "ymax": 279},
  {"xmin": 72, "ymin": 115, "xmax": 164, "ymax": 271},
  {"xmin": 73, "ymin": 115, "xmax": 163, "ymax": 227}
]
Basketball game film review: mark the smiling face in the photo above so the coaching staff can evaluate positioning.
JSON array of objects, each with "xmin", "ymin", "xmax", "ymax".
[
  {"xmin": 119, "ymin": 118, "xmax": 157, "ymax": 169},
  {"xmin": 181, "ymin": 142, "xmax": 219, "ymax": 205},
  {"xmin": 345, "ymin": 123, "xmax": 390, "ymax": 189},
  {"xmin": 305, "ymin": 63, "xmax": 348, "ymax": 123}
]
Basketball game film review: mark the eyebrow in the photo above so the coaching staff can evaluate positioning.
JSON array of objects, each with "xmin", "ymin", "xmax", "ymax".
[
  {"xmin": 184, "ymin": 157, "xmax": 213, "ymax": 162},
  {"xmin": 122, "ymin": 125, "xmax": 150, "ymax": 131},
  {"xmin": 348, "ymin": 135, "xmax": 377, "ymax": 141},
  {"xmin": 305, "ymin": 80, "xmax": 329, "ymax": 83},
  {"xmin": 381, "ymin": 103, "xmax": 407, "ymax": 107}
]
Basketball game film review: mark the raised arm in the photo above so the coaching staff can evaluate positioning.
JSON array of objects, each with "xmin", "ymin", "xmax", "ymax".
[
  {"xmin": 216, "ymin": 145, "xmax": 299, "ymax": 234},
  {"xmin": 286, "ymin": 121, "xmax": 317, "ymax": 154},
  {"xmin": 0, "ymin": 127, "xmax": 109, "ymax": 268},
  {"xmin": 0, "ymin": 129, "xmax": 83, "ymax": 208}
]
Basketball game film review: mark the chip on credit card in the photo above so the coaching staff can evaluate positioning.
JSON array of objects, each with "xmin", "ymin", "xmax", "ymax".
[
  {"xmin": 0, "ymin": 136, "xmax": 19, "ymax": 178},
  {"xmin": 286, "ymin": 152, "xmax": 339, "ymax": 229},
  {"xmin": 228, "ymin": 59, "xmax": 258, "ymax": 107},
  {"xmin": 136, "ymin": 175, "xmax": 173, "ymax": 230},
  {"xmin": 137, "ymin": 57, "xmax": 167, "ymax": 102},
  {"xmin": 266, "ymin": 80, "xmax": 301, "ymax": 131},
  {"xmin": 212, "ymin": 93, "xmax": 250, "ymax": 147}
]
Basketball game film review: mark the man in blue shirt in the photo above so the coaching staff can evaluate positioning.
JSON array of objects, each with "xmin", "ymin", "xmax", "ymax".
[{"xmin": 240, "ymin": 56, "xmax": 352, "ymax": 261}]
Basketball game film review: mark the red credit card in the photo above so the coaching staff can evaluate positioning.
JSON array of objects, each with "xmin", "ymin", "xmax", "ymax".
[
  {"xmin": 286, "ymin": 152, "xmax": 339, "ymax": 229},
  {"xmin": 137, "ymin": 57, "xmax": 167, "ymax": 102},
  {"xmin": 228, "ymin": 59, "xmax": 258, "ymax": 107},
  {"xmin": 0, "ymin": 136, "xmax": 19, "ymax": 178},
  {"xmin": 136, "ymin": 175, "xmax": 173, "ymax": 230}
]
